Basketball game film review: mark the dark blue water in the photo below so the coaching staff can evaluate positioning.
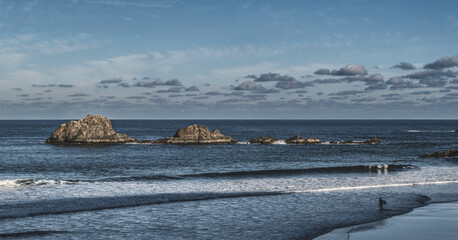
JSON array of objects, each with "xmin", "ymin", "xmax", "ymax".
[{"xmin": 0, "ymin": 120, "xmax": 457, "ymax": 239}]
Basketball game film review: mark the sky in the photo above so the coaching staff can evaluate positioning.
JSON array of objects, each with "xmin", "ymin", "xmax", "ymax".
[{"xmin": 0, "ymin": 0, "xmax": 457, "ymax": 119}]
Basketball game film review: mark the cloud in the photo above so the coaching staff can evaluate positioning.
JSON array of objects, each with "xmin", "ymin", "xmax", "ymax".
[
  {"xmin": 419, "ymin": 78, "xmax": 447, "ymax": 87},
  {"xmin": 11, "ymin": 88, "xmax": 23, "ymax": 91},
  {"xmin": 364, "ymin": 82, "xmax": 387, "ymax": 91},
  {"xmin": 157, "ymin": 87, "xmax": 182, "ymax": 93},
  {"xmin": 423, "ymin": 55, "xmax": 458, "ymax": 69},
  {"xmin": 118, "ymin": 83, "xmax": 130, "ymax": 88},
  {"xmin": 410, "ymin": 91, "xmax": 432, "ymax": 95},
  {"xmin": 58, "ymin": 84, "xmax": 74, "ymax": 88},
  {"xmin": 258, "ymin": 89, "xmax": 280, "ymax": 93},
  {"xmin": 68, "ymin": 93, "xmax": 89, "ymax": 97},
  {"xmin": 205, "ymin": 91, "xmax": 224, "ymax": 96},
  {"xmin": 450, "ymin": 79, "xmax": 458, "ymax": 84},
  {"xmin": 393, "ymin": 62, "xmax": 415, "ymax": 70},
  {"xmin": 185, "ymin": 86, "xmax": 200, "ymax": 92},
  {"xmin": 314, "ymin": 69, "xmax": 331, "ymax": 75},
  {"xmin": 341, "ymin": 73, "xmax": 384, "ymax": 86},
  {"xmin": 163, "ymin": 79, "xmax": 182, "ymax": 86},
  {"xmin": 252, "ymin": 73, "xmax": 293, "ymax": 82},
  {"xmin": 233, "ymin": 80, "xmax": 266, "ymax": 91},
  {"xmin": 100, "ymin": 78, "xmax": 123, "ymax": 84},
  {"xmin": 311, "ymin": 79, "xmax": 341, "ymax": 84},
  {"xmin": 275, "ymin": 79, "xmax": 310, "ymax": 89},
  {"xmin": 331, "ymin": 64, "xmax": 367, "ymax": 76},
  {"xmin": 405, "ymin": 70, "xmax": 456, "ymax": 79},
  {"xmin": 126, "ymin": 96, "xmax": 146, "ymax": 100},
  {"xmin": 382, "ymin": 93, "xmax": 403, "ymax": 100},
  {"xmin": 329, "ymin": 90, "xmax": 364, "ymax": 96}
]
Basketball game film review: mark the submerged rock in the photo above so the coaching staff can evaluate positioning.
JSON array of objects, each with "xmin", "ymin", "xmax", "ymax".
[
  {"xmin": 153, "ymin": 124, "xmax": 238, "ymax": 144},
  {"xmin": 285, "ymin": 136, "xmax": 320, "ymax": 144},
  {"xmin": 45, "ymin": 114, "xmax": 138, "ymax": 144},
  {"xmin": 330, "ymin": 137, "xmax": 381, "ymax": 144},
  {"xmin": 248, "ymin": 136, "xmax": 277, "ymax": 144},
  {"xmin": 419, "ymin": 150, "xmax": 458, "ymax": 158}
]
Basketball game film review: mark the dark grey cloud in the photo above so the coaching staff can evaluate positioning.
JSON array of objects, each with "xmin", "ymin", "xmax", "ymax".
[
  {"xmin": 311, "ymin": 79, "xmax": 341, "ymax": 84},
  {"xmin": 351, "ymin": 97, "xmax": 376, "ymax": 103},
  {"xmin": 382, "ymin": 93, "xmax": 403, "ymax": 101},
  {"xmin": 141, "ymin": 92, "xmax": 153, "ymax": 95},
  {"xmin": 31, "ymin": 84, "xmax": 49, "ymax": 87},
  {"xmin": 118, "ymin": 83, "xmax": 131, "ymax": 88},
  {"xmin": 185, "ymin": 86, "xmax": 200, "ymax": 92},
  {"xmin": 419, "ymin": 78, "xmax": 447, "ymax": 87},
  {"xmin": 329, "ymin": 90, "xmax": 364, "ymax": 96},
  {"xmin": 11, "ymin": 88, "xmax": 23, "ymax": 91},
  {"xmin": 317, "ymin": 92, "xmax": 324, "ymax": 96},
  {"xmin": 424, "ymin": 55, "xmax": 458, "ymax": 70},
  {"xmin": 126, "ymin": 96, "xmax": 146, "ymax": 100},
  {"xmin": 233, "ymin": 80, "xmax": 266, "ymax": 91},
  {"xmin": 386, "ymin": 77, "xmax": 422, "ymax": 90},
  {"xmin": 331, "ymin": 64, "xmax": 367, "ymax": 76},
  {"xmin": 240, "ymin": 94, "xmax": 268, "ymax": 101},
  {"xmin": 275, "ymin": 79, "xmax": 312, "ymax": 89},
  {"xmin": 193, "ymin": 96, "xmax": 210, "ymax": 100},
  {"xmin": 100, "ymin": 78, "xmax": 123, "ymax": 84},
  {"xmin": 18, "ymin": 94, "xmax": 29, "ymax": 97},
  {"xmin": 405, "ymin": 70, "xmax": 456, "ymax": 79},
  {"xmin": 185, "ymin": 93, "xmax": 197, "ymax": 97},
  {"xmin": 169, "ymin": 94, "xmax": 184, "ymax": 98},
  {"xmin": 440, "ymin": 89, "xmax": 451, "ymax": 93},
  {"xmin": 341, "ymin": 74, "xmax": 384, "ymax": 87},
  {"xmin": 286, "ymin": 90, "xmax": 307, "ymax": 94},
  {"xmin": 244, "ymin": 74, "xmax": 257, "ymax": 79},
  {"xmin": 68, "ymin": 93, "xmax": 89, "ymax": 97},
  {"xmin": 258, "ymin": 89, "xmax": 280, "ymax": 94},
  {"xmin": 59, "ymin": 84, "xmax": 74, "ymax": 88},
  {"xmin": 252, "ymin": 73, "xmax": 285, "ymax": 82},
  {"xmin": 163, "ymin": 79, "xmax": 182, "ymax": 86},
  {"xmin": 314, "ymin": 69, "xmax": 331, "ymax": 75},
  {"xmin": 393, "ymin": 62, "xmax": 415, "ymax": 70},
  {"xmin": 142, "ymin": 77, "xmax": 150, "ymax": 80},
  {"xmin": 205, "ymin": 91, "xmax": 224, "ymax": 96},
  {"xmin": 135, "ymin": 81, "xmax": 157, "ymax": 88},
  {"xmin": 43, "ymin": 89, "xmax": 52, "ymax": 93},
  {"xmin": 451, "ymin": 79, "xmax": 458, "ymax": 84},
  {"xmin": 446, "ymin": 86, "xmax": 458, "ymax": 90},
  {"xmin": 410, "ymin": 91, "xmax": 432, "ymax": 95},
  {"xmin": 157, "ymin": 87, "xmax": 182, "ymax": 93}
]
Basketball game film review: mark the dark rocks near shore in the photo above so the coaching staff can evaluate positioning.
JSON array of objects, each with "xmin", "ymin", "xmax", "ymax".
[
  {"xmin": 285, "ymin": 136, "xmax": 321, "ymax": 144},
  {"xmin": 248, "ymin": 136, "xmax": 278, "ymax": 144},
  {"xmin": 153, "ymin": 124, "xmax": 238, "ymax": 144},
  {"xmin": 45, "ymin": 114, "xmax": 139, "ymax": 144},
  {"xmin": 330, "ymin": 137, "xmax": 381, "ymax": 144},
  {"xmin": 419, "ymin": 150, "xmax": 458, "ymax": 158}
]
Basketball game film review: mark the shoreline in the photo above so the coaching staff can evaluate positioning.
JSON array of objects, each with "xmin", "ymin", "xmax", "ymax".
[{"xmin": 314, "ymin": 200, "xmax": 458, "ymax": 240}]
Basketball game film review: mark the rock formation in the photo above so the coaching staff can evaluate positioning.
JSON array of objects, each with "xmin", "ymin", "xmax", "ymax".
[
  {"xmin": 248, "ymin": 136, "xmax": 277, "ymax": 144},
  {"xmin": 153, "ymin": 124, "xmax": 238, "ymax": 144},
  {"xmin": 419, "ymin": 150, "xmax": 458, "ymax": 158},
  {"xmin": 330, "ymin": 137, "xmax": 381, "ymax": 144},
  {"xmin": 285, "ymin": 136, "xmax": 320, "ymax": 144},
  {"xmin": 45, "ymin": 114, "xmax": 138, "ymax": 144}
]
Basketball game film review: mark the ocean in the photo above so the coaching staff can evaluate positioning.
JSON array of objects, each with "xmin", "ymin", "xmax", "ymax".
[{"xmin": 0, "ymin": 120, "xmax": 457, "ymax": 239}]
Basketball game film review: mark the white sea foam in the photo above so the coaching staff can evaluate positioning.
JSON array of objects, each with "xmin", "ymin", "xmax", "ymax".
[
  {"xmin": 0, "ymin": 179, "xmax": 73, "ymax": 188},
  {"xmin": 237, "ymin": 141, "xmax": 249, "ymax": 144},
  {"xmin": 272, "ymin": 140, "xmax": 286, "ymax": 145}
]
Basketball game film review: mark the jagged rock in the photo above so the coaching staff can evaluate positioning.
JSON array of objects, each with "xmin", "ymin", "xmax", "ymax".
[
  {"xmin": 153, "ymin": 124, "xmax": 237, "ymax": 144},
  {"xmin": 419, "ymin": 150, "xmax": 458, "ymax": 158},
  {"xmin": 330, "ymin": 137, "xmax": 381, "ymax": 144},
  {"xmin": 285, "ymin": 136, "xmax": 321, "ymax": 144},
  {"xmin": 248, "ymin": 136, "xmax": 277, "ymax": 144},
  {"xmin": 45, "ymin": 114, "xmax": 138, "ymax": 144}
]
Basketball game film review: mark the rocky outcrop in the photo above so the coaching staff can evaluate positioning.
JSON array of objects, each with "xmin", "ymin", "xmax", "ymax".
[
  {"xmin": 153, "ymin": 124, "xmax": 237, "ymax": 144},
  {"xmin": 285, "ymin": 136, "xmax": 320, "ymax": 144},
  {"xmin": 330, "ymin": 137, "xmax": 381, "ymax": 144},
  {"xmin": 419, "ymin": 150, "xmax": 458, "ymax": 158},
  {"xmin": 248, "ymin": 136, "xmax": 277, "ymax": 144},
  {"xmin": 45, "ymin": 114, "xmax": 138, "ymax": 144}
]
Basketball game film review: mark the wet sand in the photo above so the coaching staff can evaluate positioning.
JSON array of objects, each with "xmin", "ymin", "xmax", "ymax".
[{"xmin": 315, "ymin": 201, "xmax": 458, "ymax": 240}]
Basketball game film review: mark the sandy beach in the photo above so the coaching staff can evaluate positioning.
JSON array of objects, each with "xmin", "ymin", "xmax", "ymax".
[{"xmin": 315, "ymin": 201, "xmax": 458, "ymax": 240}]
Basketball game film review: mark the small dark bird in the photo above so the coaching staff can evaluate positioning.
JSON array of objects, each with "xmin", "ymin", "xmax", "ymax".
[{"xmin": 379, "ymin": 197, "xmax": 387, "ymax": 210}]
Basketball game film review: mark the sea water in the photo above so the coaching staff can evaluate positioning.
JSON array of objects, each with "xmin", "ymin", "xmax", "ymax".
[{"xmin": 0, "ymin": 120, "xmax": 457, "ymax": 239}]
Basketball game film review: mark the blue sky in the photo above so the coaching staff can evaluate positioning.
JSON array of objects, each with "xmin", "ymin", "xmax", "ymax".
[{"xmin": 1, "ymin": 0, "xmax": 457, "ymax": 119}]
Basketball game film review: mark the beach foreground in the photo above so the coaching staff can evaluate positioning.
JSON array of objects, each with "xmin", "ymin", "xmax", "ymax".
[{"xmin": 315, "ymin": 201, "xmax": 458, "ymax": 240}]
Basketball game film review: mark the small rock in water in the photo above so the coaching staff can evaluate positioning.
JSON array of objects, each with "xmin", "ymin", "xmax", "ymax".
[
  {"xmin": 153, "ymin": 124, "xmax": 238, "ymax": 144},
  {"xmin": 285, "ymin": 135, "xmax": 320, "ymax": 144},
  {"xmin": 248, "ymin": 136, "xmax": 277, "ymax": 144},
  {"xmin": 419, "ymin": 150, "xmax": 458, "ymax": 158},
  {"xmin": 45, "ymin": 114, "xmax": 139, "ymax": 144}
]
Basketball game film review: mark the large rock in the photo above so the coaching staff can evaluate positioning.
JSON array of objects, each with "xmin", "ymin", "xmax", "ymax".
[
  {"xmin": 330, "ymin": 137, "xmax": 381, "ymax": 144},
  {"xmin": 153, "ymin": 124, "xmax": 238, "ymax": 144},
  {"xmin": 285, "ymin": 135, "xmax": 320, "ymax": 144},
  {"xmin": 248, "ymin": 136, "xmax": 277, "ymax": 144},
  {"xmin": 45, "ymin": 114, "xmax": 138, "ymax": 144},
  {"xmin": 419, "ymin": 150, "xmax": 458, "ymax": 158}
]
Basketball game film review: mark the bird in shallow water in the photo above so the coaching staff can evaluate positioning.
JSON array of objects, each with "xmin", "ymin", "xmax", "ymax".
[{"xmin": 379, "ymin": 197, "xmax": 387, "ymax": 210}]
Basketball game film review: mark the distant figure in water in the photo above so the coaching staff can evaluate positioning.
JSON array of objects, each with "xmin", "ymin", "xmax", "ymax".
[{"xmin": 379, "ymin": 197, "xmax": 387, "ymax": 210}]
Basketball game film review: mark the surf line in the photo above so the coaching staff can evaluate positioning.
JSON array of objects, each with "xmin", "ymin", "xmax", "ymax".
[{"xmin": 286, "ymin": 180, "xmax": 458, "ymax": 194}]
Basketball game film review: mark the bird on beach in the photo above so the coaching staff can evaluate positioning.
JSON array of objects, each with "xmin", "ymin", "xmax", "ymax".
[{"xmin": 379, "ymin": 197, "xmax": 387, "ymax": 210}]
